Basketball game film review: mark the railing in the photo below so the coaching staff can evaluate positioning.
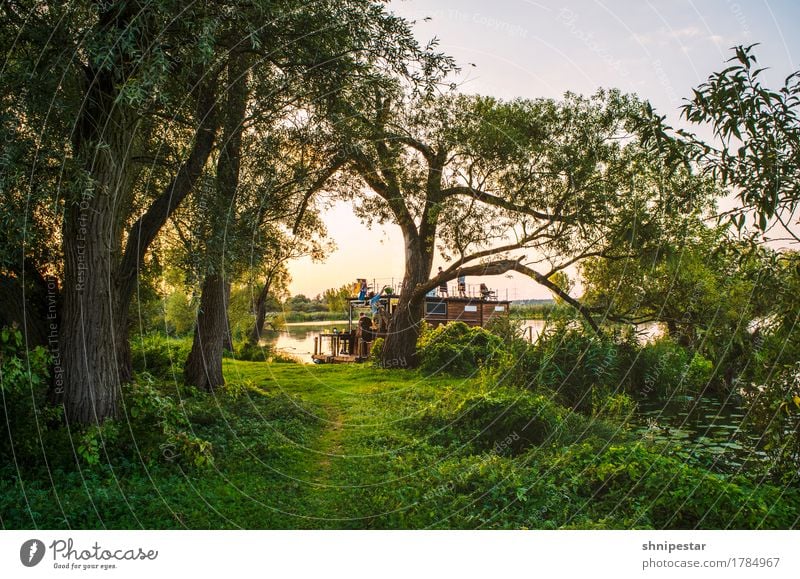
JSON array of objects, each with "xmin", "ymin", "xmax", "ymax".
[{"xmin": 354, "ymin": 277, "xmax": 510, "ymax": 301}]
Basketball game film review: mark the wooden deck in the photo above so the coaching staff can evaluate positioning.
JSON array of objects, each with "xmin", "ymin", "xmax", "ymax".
[{"xmin": 311, "ymin": 353, "xmax": 362, "ymax": 364}]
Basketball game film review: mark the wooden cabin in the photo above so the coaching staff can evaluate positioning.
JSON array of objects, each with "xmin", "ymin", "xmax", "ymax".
[
  {"xmin": 311, "ymin": 292, "xmax": 510, "ymax": 364},
  {"xmin": 421, "ymin": 296, "xmax": 511, "ymax": 328}
]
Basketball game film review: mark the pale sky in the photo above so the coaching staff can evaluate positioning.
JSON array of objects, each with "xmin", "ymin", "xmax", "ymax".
[{"xmin": 288, "ymin": 0, "xmax": 800, "ymax": 300}]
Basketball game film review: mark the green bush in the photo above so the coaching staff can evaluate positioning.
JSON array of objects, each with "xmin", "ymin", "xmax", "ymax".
[
  {"xmin": 560, "ymin": 442, "xmax": 798, "ymax": 528},
  {"xmin": 631, "ymin": 337, "xmax": 713, "ymax": 399},
  {"xmin": 131, "ymin": 334, "xmax": 191, "ymax": 380},
  {"xmin": 281, "ymin": 311, "xmax": 345, "ymax": 323},
  {"xmin": 526, "ymin": 321, "xmax": 635, "ymax": 411},
  {"xmin": 0, "ymin": 326, "xmax": 55, "ymax": 464},
  {"xmin": 234, "ymin": 341, "xmax": 271, "ymax": 362},
  {"xmin": 409, "ymin": 384, "xmax": 609, "ymax": 454},
  {"xmin": 233, "ymin": 340, "xmax": 296, "ymax": 363},
  {"xmin": 417, "ymin": 322, "xmax": 505, "ymax": 377},
  {"xmin": 112, "ymin": 376, "xmax": 213, "ymax": 469},
  {"xmin": 453, "ymin": 390, "xmax": 565, "ymax": 453},
  {"xmin": 369, "ymin": 337, "xmax": 385, "ymax": 364},
  {"xmin": 405, "ymin": 439, "xmax": 799, "ymax": 529},
  {"xmin": 164, "ymin": 290, "xmax": 195, "ymax": 335}
]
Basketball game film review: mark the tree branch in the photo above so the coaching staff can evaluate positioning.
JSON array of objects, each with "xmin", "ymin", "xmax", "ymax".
[
  {"xmin": 441, "ymin": 185, "xmax": 575, "ymax": 223},
  {"xmin": 417, "ymin": 258, "xmax": 601, "ymax": 334},
  {"xmin": 291, "ymin": 156, "xmax": 348, "ymax": 234},
  {"xmin": 117, "ymin": 73, "xmax": 220, "ymax": 306}
]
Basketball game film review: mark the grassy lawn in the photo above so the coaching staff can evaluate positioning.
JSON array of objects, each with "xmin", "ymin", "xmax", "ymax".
[{"xmin": 2, "ymin": 359, "xmax": 798, "ymax": 529}]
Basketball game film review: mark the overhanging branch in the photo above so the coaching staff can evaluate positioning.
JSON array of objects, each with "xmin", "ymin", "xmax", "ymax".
[{"xmin": 417, "ymin": 257, "xmax": 601, "ymax": 334}]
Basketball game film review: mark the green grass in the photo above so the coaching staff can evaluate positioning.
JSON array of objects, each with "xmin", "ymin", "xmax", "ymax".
[{"xmin": 2, "ymin": 360, "xmax": 798, "ymax": 529}]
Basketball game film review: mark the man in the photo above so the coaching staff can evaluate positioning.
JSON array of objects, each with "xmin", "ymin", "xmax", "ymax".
[
  {"xmin": 358, "ymin": 312, "xmax": 373, "ymax": 357},
  {"xmin": 457, "ymin": 273, "xmax": 466, "ymax": 297}
]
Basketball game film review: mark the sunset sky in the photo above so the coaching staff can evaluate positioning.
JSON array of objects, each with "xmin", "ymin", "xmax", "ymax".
[{"xmin": 287, "ymin": 0, "xmax": 800, "ymax": 300}]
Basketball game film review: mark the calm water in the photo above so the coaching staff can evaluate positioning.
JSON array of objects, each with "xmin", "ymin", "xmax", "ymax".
[
  {"xmin": 633, "ymin": 394, "xmax": 768, "ymax": 473},
  {"xmin": 268, "ymin": 320, "xmax": 349, "ymax": 360},
  {"xmin": 269, "ymin": 319, "xmax": 550, "ymax": 362}
]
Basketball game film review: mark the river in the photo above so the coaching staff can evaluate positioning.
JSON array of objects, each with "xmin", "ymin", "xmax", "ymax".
[{"xmin": 267, "ymin": 319, "xmax": 550, "ymax": 361}]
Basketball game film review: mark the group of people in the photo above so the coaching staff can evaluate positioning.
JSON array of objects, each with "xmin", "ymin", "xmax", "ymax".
[{"xmin": 353, "ymin": 279, "xmax": 386, "ymax": 356}]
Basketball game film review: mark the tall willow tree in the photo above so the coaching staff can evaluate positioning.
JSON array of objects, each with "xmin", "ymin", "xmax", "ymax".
[
  {"xmin": 331, "ymin": 89, "xmax": 716, "ymax": 367},
  {"xmin": 3, "ymin": 1, "xmax": 225, "ymax": 423}
]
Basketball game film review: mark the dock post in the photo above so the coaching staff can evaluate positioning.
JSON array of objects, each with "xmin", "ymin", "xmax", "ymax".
[{"xmin": 314, "ymin": 336, "xmax": 318, "ymax": 356}]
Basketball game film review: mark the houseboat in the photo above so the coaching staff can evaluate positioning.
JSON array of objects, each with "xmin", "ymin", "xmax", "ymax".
[{"xmin": 311, "ymin": 289, "xmax": 510, "ymax": 364}]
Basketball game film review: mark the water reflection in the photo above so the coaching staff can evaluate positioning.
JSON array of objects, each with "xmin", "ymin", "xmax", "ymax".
[
  {"xmin": 268, "ymin": 320, "xmax": 349, "ymax": 360},
  {"xmin": 270, "ymin": 319, "xmax": 550, "ymax": 361}
]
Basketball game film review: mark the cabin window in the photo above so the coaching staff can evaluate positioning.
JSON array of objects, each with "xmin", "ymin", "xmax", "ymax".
[
  {"xmin": 426, "ymin": 301, "xmax": 447, "ymax": 316},
  {"xmin": 464, "ymin": 305, "xmax": 477, "ymax": 312},
  {"xmin": 494, "ymin": 305, "xmax": 506, "ymax": 312}
]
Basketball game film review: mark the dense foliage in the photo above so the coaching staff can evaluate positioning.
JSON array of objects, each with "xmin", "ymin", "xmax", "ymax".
[
  {"xmin": 417, "ymin": 322, "xmax": 504, "ymax": 377},
  {"xmin": 2, "ymin": 360, "xmax": 796, "ymax": 529}
]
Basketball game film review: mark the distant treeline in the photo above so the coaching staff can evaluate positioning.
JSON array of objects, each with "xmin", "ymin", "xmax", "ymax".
[
  {"xmin": 280, "ymin": 311, "xmax": 347, "ymax": 323},
  {"xmin": 509, "ymin": 300, "xmax": 556, "ymax": 319}
]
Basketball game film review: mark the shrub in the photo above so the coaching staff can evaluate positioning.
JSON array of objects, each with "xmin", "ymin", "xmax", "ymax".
[
  {"xmin": 116, "ymin": 376, "xmax": 213, "ymax": 469},
  {"xmin": 453, "ymin": 390, "xmax": 565, "ymax": 453},
  {"xmin": 417, "ymin": 322, "xmax": 505, "ymax": 377},
  {"xmin": 409, "ymin": 385, "xmax": 606, "ymax": 454},
  {"xmin": 369, "ymin": 337, "xmax": 385, "ymax": 364},
  {"xmin": 0, "ymin": 325, "xmax": 55, "ymax": 463},
  {"xmin": 131, "ymin": 334, "xmax": 191, "ymax": 380},
  {"xmin": 235, "ymin": 341, "xmax": 271, "ymax": 362},
  {"xmin": 526, "ymin": 321, "xmax": 630, "ymax": 411},
  {"xmin": 164, "ymin": 290, "xmax": 195, "ymax": 335},
  {"xmin": 631, "ymin": 337, "xmax": 713, "ymax": 399},
  {"xmin": 560, "ymin": 442, "xmax": 799, "ymax": 528}
]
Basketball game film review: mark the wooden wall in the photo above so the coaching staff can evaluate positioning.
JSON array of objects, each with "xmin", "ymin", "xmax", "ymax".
[{"xmin": 424, "ymin": 298, "xmax": 509, "ymax": 328}]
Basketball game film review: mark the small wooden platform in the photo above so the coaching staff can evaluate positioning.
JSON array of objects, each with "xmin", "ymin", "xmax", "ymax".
[
  {"xmin": 311, "ymin": 354, "xmax": 363, "ymax": 364},
  {"xmin": 312, "ymin": 332, "xmax": 369, "ymax": 364}
]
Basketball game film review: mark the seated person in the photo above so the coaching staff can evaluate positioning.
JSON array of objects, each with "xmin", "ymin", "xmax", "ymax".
[{"xmin": 480, "ymin": 283, "xmax": 492, "ymax": 299}]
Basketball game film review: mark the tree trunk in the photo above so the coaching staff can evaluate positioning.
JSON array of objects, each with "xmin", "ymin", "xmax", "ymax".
[
  {"xmin": 61, "ymin": 182, "xmax": 124, "ymax": 424},
  {"xmin": 249, "ymin": 277, "xmax": 272, "ymax": 344},
  {"xmin": 57, "ymin": 14, "xmax": 219, "ymax": 423},
  {"xmin": 61, "ymin": 59, "xmax": 136, "ymax": 423},
  {"xmin": 381, "ymin": 289, "xmax": 426, "ymax": 368},
  {"xmin": 223, "ymin": 317, "xmax": 234, "ymax": 351},
  {"xmin": 184, "ymin": 274, "xmax": 228, "ymax": 391},
  {"xmin": 223, "ymin": 282, "xmax": 234, "ymax": 351},
  {"xmin": 381, "ymin": 233, "xmax": 432, "ymax": 368},
  {"xmin": 184, "ymin": 54, "xmax": 249, "ymax": 388},
  {"xmin": 114, "ymin": 75, "xmax": 219, "ymax": 383}
]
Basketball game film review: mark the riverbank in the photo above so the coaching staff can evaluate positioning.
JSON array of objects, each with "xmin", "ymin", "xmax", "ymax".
[{"xmin": 2, "ymin": 360, "xmax": 797, "ymax": 529}]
